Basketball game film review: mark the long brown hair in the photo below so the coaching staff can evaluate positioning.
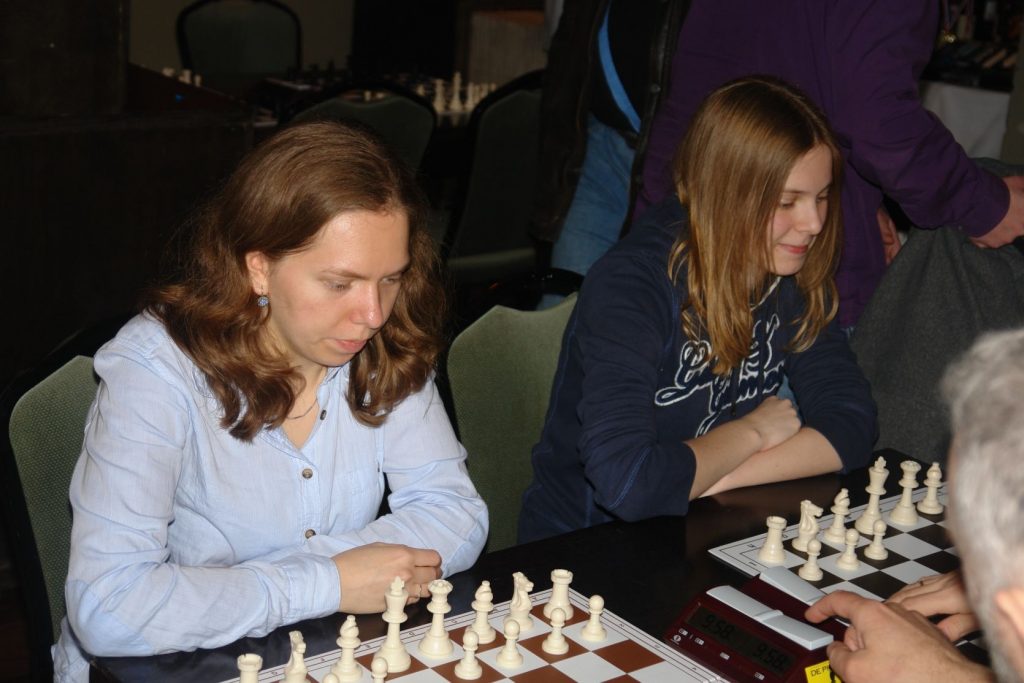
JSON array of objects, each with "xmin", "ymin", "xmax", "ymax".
[
  {"xmin": 668, "ymin": 76, "xmax": 842, "ymax": 375},
  {"xmin": 148, "ymin": 121, "xmax": 444, "ymax": 440}
]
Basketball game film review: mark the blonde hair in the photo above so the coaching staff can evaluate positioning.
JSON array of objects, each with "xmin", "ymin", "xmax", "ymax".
[{"xmin": 668, "ymin": 76, "xmax": 842, "ymax": 375}]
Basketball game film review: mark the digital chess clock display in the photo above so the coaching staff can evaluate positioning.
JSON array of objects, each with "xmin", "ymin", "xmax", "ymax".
[{"xmin": 688, "ymin": 605, "xmax": 794, "ymax": 675}]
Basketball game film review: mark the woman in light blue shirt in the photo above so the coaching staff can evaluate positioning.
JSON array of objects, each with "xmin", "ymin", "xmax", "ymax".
[{"xmin": 54, "ymin": 121, "xmax": 488, "ymax": 681}]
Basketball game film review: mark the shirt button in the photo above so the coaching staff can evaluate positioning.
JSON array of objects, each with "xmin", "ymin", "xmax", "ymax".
[
  {"xmin": 301, "ymin": 468, "xmax": 313, "ymax": 479},
  {"xmin": 304, "ymin": 529, "xmax": 316, "ymax": 539}
]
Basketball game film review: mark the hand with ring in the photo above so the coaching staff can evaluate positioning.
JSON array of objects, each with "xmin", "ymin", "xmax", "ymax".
[{"xmin": 886, "ymin": 571, "xmax": 978, "ymax": 641}]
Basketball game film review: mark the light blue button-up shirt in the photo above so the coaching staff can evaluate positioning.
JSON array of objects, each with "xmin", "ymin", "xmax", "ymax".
[{"xmin": 53, "ymin": 314, "xmax": 488, "ymax": 681}]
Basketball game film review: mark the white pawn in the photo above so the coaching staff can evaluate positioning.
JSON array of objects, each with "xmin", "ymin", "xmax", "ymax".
[
  {"xmin": 793, "ymin": 499, "xmax": 823, "ymax": 552},
  {"xmin": 454, "ymin": 630, "xmax": 482, "ymax": 680},
  {"xmin": 917, "ymin": 462, "xmax": 944, "ymax": 514},
  {"xmin": 330, "ymin": 615, "xmax": 362, "ymax": 682},
  {"xmin": 370, "ymin": 657, "xmax": 388, "ymax": 683},
  {"xmin": 835, "ymin": 528, "xmax": 861, "ymax": 571},
  {"xmin": 824, "ymin": 488, "xmax": 850, "ymax": 544},
  {"xmin": 798, "ymin": 539, "xmax": 823, "ymax": 581},
  {"xmin": 418, "ymin": 579, "xmax": 454, "ymax": 658},
  {"xmin": 449, "ymin": 71, "xmax": 464, "ymax": 112},
  {"xmin": 283, "ymin": 631, "xmax": 308, "ymax": 683},
  {"xmin": 506, "ymin": 571, "xmax": 534, "ymax": 632},
  {"xmin": 542, "ymin": 607, "xmax": 569, "ymax": 655},
  {"xmin": 757, "ymin": 515, "xmax": 787, "ymax": 565},
  {"xmin": 468, "ymin": 580, "xmax": 496, "ymax": 644},
  {"xmin": 495, "ymin": 619, "xmax": 523, "ymax": 669},
  {"xmin": 889, "ymin": 460, "xmax": 922, "ymax": 526},
  {"xmin": 237, "ymin": 654, "xmax": 262, "ymax": 683},
  {"xmin": 545, "ymin": 569, "xmax": 574, "ymax": 619},
  {"xmin": 432, "ymin": 78, "xmax": 446, "ymax": 113},
  {"xmin": 864, "ymin": 519, "xmax": 889, "ymax": 560},
  {"xmin": 581, "ymin": 594, "xmax": 607, "ymax": 642}
]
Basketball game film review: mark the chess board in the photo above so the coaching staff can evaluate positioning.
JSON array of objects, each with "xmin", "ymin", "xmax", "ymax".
[
  {"xmin": 709, "ymin": 484, "xmax": 989, "ymax": 661},
  {"xmin": 219, "ymin": 588, "xmax": 725, "ymax": 682}
]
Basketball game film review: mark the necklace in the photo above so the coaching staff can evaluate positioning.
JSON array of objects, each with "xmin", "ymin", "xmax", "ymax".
[{"xmin": 286, "ymin": 367, "xmax": 327, "ymax": 420}]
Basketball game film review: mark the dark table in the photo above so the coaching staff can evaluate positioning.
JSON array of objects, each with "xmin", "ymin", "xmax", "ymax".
[{"xmin": 91, "ymin": 452, "xmax": 898, "ymax": 682}]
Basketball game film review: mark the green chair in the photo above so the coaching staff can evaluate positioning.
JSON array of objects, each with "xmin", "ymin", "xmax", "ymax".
[
  {"xmin": 446, "ymin": 294, "xmax": 576, "ymax": 551},
  {"xmin": 1, "ymin": 317, "xmax": 123, "ymax": 681}
]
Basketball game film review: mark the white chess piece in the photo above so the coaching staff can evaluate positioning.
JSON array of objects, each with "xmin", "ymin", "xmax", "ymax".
[
  {"xmin": 370, "ymin": 656, "xmax": 388, "ymax": 683},
  {"xmin": 449, "ymin": 71, "xmax": 464, "ymax": 112},
  {"xmin": 237, "ymin": 653, "xmax": 262, "ymax": 683},
  {"xmin": 757, "ymin": 516, "xmax": 787, "ymax": 565},
  {"xmin": 835, "ymin": 528, "xmax": 861, "ymax": 571},
  {"xmin": 864, "ymin": 519, "xmax": 889, "ymax": 560},
  {"xmin": 792, "ymin": 499, "xmax": 823, "ymax": 551},
  {"xmin": 417, "ymin": 579, "xmax": 454, "ymax": 658},
  {"xmin": 544, "ymin": 569, "xmax": 574, "ymax": 619},
  {"xmin": 283, "ymin": 630, "xmax": 308, "ymax": 683},
  {"xmin": 917, "ymin": 462, "xmax": 944, "ymax": 514},
  {"xmin": 432, "ymin": 78, "xmax": 446, "ymax": 113},
  {"xmin": 856, "ymin": 456, "xmax": 889, "ymax": 534},
  {"xmin": 329, "ymin": 615, "xmax": 362, "ymax": 682},
  {"xmin": 454, "ymin": 630, "xmax": 482, "ymax": 680},
  {"xmin": 542, "ymin": 607, "xmax": 569, "ymax": 655},
  {"xmin": 888, "ymin": 460, "xmax": 922, "ymax": 526},
  {"xmin": 495, "ymin": 619, "xmax": 523, "ymax": 669},
  {"xmin": 581, "ymin": 594, "xmax": 607, "ymax": 642},
  {"xmin": 506, "ymin": 571, "xmax": 534, "ymax": 632},
  {"xmin": 824, "ymin": 488, "xmax": 851, "ymax": 544},
  {"xmin": 798, "ymin": 539, "xmax": 823, "ymax": 581},
  {"xmin": 376, "ymin": 576, "xmax": 411, "ymax": 672},
  {"xmin": 468, "ymin": 580, "xmax": 496, "ymax": 644}
]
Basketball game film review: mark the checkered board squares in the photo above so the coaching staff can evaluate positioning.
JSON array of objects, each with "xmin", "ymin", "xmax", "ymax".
[
  {"xmin": 709, "ymin": 485, "xmax": 956, "ymax": 605},
  {"xmin": 220, "ymin": 588, "xmax": 726, "ymax": 682}
]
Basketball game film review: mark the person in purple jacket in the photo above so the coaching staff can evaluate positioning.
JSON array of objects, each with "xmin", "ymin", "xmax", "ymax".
[
  {"xmin": 637, "ymin": 0, "xmax": 1024, "ymax": 329},
  {"xmin": 518, "ymin": 77, "xmax": 877, "ymax": 543}
]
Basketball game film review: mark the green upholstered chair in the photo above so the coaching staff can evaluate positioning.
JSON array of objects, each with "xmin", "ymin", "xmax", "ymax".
[
  {"xmin": 446, "ymin": 293, "xmax": 577, "ymax": 551},
  {"xmin": 292, "ymin": 85, "xmax": 437, "ymax": 172},
  {"xmin": 1, "ymin": 315, "xmax": 122, "ymax": 681}
]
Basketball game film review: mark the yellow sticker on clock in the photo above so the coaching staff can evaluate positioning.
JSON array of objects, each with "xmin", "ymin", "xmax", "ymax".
[{"xmin": 805, "ymin": 660, "xmax": 840, "ymax": 682}]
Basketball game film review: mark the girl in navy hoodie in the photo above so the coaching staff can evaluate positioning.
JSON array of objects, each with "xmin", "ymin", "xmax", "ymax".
[{"xmin": 519, "ymin": 76, "xmax": 877, "ymax": 542}]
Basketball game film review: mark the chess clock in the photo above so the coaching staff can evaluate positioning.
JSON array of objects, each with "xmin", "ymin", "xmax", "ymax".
[{"xmin": 665, "ymin": 572, "xmax": 846, "ymax": 682}]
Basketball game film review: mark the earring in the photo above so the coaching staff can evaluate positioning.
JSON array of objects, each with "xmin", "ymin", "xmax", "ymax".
[{"xmin": 257, "ymin": 294, "xmax": 269, "ymax": 308}]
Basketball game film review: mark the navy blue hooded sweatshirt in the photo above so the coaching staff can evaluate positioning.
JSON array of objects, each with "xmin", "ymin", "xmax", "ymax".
[{"xmin": 518, "ymin": 198, "xmax": 877, "ymax": 543}]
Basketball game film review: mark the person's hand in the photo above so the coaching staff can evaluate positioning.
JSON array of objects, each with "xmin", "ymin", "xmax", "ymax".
[
  {"xmin": 887, "ymin": 571, "xmax": 979, "ymax": 641},
  {"xmin": 332, "ymin": 542, "xmax": 442, "ymax": 613},
  {"xmin": 805, "ymin": 591, "xmax": 992, "ymax": 683},
  {"xmin": 972, "ymin": 175, "xmax": 1024, "ymax": 248},
  {"xmin": 740, "ymin": 396, "xmax": 800, "ymax": 452},
  {"xmin": 877, "ymin": 205, "xmax": 902, "ymax": 265}
]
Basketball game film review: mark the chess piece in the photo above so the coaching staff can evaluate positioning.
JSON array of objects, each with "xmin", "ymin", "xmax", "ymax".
[
  {"xmin": 495, "ymin": 619, "xmax": 524, "ymax": 669},
  {"xmin": 888, "ymin": 460, "xmax": 922, "ymax": 526},
  {"xmin": 237, "ymin": 654, "xmax": 262, "ymax": 683},
  {"xmin": 449, "ymin": 71, "xmax": 464, "ymax": 112},
  {"xmin": 418, "ymin": 579, "xmax": 454, "ymax": 658},
  {"xmin": 835, "ymin": 528, "xmax": 861, "ymax": 571},
  {"xmin": 864, "ymin": 519, "xmax": 889, "ymax": 560},
  {"xmin": 544, "ymin": 569, "xmax": 575, "ymax": 619},
  {"xmin": 329, "ymin": 615, "xmax": 362, "ymax": 682},
  {"xmin": 757, "ymin": 515, "xmax": 787, "ymax": 565},
  {"xmin": 454, "ymin": 630, "xmax": 482, "ymax": 680},
  {"xmin": 581, "ymin": 594, "xmax": 607, "ymax": 642},
  {"xmin": 798, "ymin": 539, "xmax": 823, "ymax": 581},
  {"xmin": 824, "ymin": 488, "xmax": 850, "ymax": 544},
  {"xmin": 917, "ymin": 462, "xmax": 944, "ymax": 514},
  {"xmin": 376, "ymin": 576, "xmax": 411, "ymax": 672},
  {"xmin": 542, "ymin": 607, "xmax": 570, "ymax": 655},
  {"xmin": 370, "ymin": 657, "xmax": 388, "ymax": 683},
  {"xmin": 283, "ymin": 631, "xmax": 308, "ymax": 683},
  {"xmin": 856, "ymin": 456, "xmax": 889, "ymax": 534},
  {"xmin": 432, "ymin": 78, "xmax": 446, "ymax": 113},
  {"xmin": 792, "ymin": 499, "xmax": 823, "ymax": 551},
  {"xmin": 506, "ymin": 571, "xmax": 534, "ymax": 632},
  {"xmin": 468, "ymin": 580, "xmax": 496, "ymax": 644}
]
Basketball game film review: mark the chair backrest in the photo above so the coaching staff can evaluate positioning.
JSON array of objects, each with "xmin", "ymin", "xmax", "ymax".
[
  {"xmin": 444, "ymin": 70, "xmax": 544, "ymax": 284},
  {"xmin": 5, "ymin": 357, "xmax": 98, "ymax": 644},
  {"xmin": 177, "ymin": 0, "xmax": 301, "ymax": 92},
  {"xmin": 292, "ymin": 86, "xmax": 436, "ymax": 171},
  {"xmin": 446, "ymin": 294, "xmax": 576, "ymax": 551}
]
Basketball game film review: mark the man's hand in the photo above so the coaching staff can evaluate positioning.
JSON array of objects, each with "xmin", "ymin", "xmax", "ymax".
[
  {"xmin": 887, "ymin": 571, "xmax": 979, "ymax": 641},
  {"xmin": 972, "ymin": 176, "xmax": 1024, "ymax": 248},
  {"xmin": 332, "ymin": 542, "xmax": 442, "ymax": 613},
  {"xmin": 805, "ymin": 590, "xmax": 993, "ymax": 683}
]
